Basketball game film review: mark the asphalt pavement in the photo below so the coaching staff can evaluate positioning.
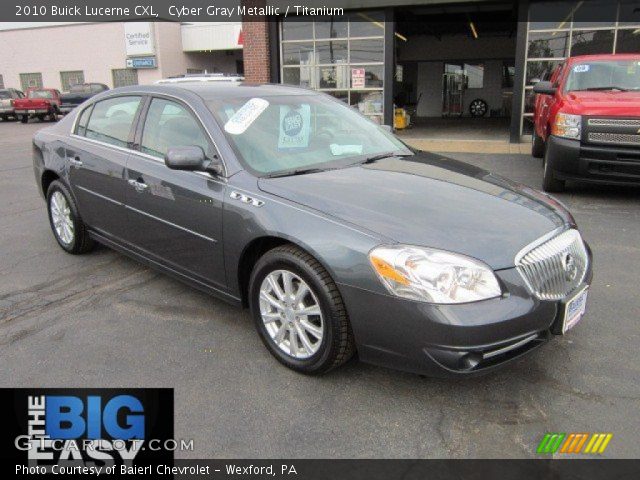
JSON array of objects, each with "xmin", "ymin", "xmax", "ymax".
[{"xmin": 1, "ymin": 120, "xmax": 639, "ymax": 458}]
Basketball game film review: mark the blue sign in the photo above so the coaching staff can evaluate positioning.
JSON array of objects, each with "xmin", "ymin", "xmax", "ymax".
[{"xmin": 126, "ymin": 56, "xmax": 156, "ymax": 69}]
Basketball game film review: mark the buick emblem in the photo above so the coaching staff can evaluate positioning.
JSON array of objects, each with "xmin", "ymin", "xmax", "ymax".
[{"xmin": 562, "ymin": 253, "xmax": 578, "ymax": 282}]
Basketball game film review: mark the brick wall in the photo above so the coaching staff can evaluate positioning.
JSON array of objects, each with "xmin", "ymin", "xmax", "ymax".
[{"xmin": 241, "ymin": 0, "xmax": 272, "ymax": 83}]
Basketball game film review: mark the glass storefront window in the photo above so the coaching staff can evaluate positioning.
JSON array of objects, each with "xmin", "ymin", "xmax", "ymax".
[
  {"xmin": 527, "ymin": 31, "xmax": 569, "ymax": 58},
  {"xmin": 616, "ymin": 29, "xmax": 640, "ymax": 53},
  {"xmin": 281, "ymin": 20, "xmax": 313, "ymax": 41},
  {"xmin": 316, "ymin": 41, "xmax": 348, "ymax": 64},
  {"xmin": 315, "ymin": 16, "xmax": 348, "ymax": 39},
  {"xmin": 619, "ymin": 0, "xmax": 640, "ymax": 26},
  {"xmin": 464, "ymin": 63, "xmax": 484, "ymax": 89},
  {"xmin": 280, "ymin": 12, "xmax": 385, "ymax": 121},
  {"xmin": 349, "ymin": 11, "xmax": 385, "ymax": 37},
  {"xmin": 282, "ymin": 43, "xmax": 314, "ymax": 66},
  {"xmin": 570, "ymin": 30, "xmax": 614, "ymax": 56},
  {"xmin": 349, "ymin": 39, "xmax": 384, "ymax": 63},
  {"xmin": 526, "ymin": 60, "xmax": 563, "ymax": 84},
  {"xmin": 528, "ymin": 1, "xmax": 575, "ymax": 31},
  {"xmin": 573, "ymin": 1, "xmax": 616, "ymax": 28}
]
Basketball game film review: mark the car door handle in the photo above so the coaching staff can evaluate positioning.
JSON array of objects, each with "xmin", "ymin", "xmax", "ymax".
[
  {"xmin": 68, "ymin": 156, "xmax": 82, "ymax": 167},
  {"xmin": 128, "ymin": 178, "xmax": 148, "ymax": 192}
]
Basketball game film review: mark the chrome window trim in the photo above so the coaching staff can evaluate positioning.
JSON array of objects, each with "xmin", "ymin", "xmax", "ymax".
[{"xmin": 70, "ymin": 90, "xmax": 229, "ymax": 178}]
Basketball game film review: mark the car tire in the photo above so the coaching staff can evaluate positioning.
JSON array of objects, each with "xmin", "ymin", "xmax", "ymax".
[
  {"xmin": 249, "ymin": 244, "xmax": 356, "ymax": 375},
  {"xmin": 50, "ymin": 109, "xmax": 59, "ymax": 122},
  {"xmin": 531, "ymin": 129, "xmax": 545, "ymax": 158},
  {"xmin": 20, "ymin": 115, "xmax": 28, "ymax": 123},
  {"xmin": 46, "ymin": 180, "xmax": 94, "ymax": 254},
  {"xmin": 542, "ymin": 148, "xmax": 566, "ymax": 193}
]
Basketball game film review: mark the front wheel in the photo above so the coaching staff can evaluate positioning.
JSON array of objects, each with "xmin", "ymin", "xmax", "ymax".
[
  {"xmin": 469, "ymin": 98, "xmax": 488, "ymax": 117},
  {"xmin": 46, "ymin": 180, "xmax": 94, "ymax": 254},
  {"xmin": 249, "ymin": 245, "xmax": 356, "ymax": 375},
  {"xmin": 20, "ymin": 115, "xmax": 28, "ymax": 123}
]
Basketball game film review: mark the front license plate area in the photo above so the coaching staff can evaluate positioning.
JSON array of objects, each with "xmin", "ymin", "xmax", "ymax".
[{"xmin": 560, "ymin": 287, "xmax": 588, "ymax": 334}]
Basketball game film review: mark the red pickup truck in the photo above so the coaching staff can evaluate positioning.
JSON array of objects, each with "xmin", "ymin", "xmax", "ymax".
[
  {"xmin": 14, "ymin": 88, "xmax": 61, "ymax": 123},
  {"xmin": 532, "ymin": 54, "xmax": 640, "ymax": 192}
]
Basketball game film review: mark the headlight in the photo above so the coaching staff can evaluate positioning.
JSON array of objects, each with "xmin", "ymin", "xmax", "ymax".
[
  {"xmin": 552, "ymin": 113, "xmax": 581, "ymax": 140},
  {"xmin": 369, "ymin": 245, "xmax": 501, "ymax": 304}
]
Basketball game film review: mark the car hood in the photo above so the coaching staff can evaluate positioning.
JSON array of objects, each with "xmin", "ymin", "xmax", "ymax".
[
  {"xmin": 258, "ymin": 152, "xmax": 572, "ymax": 270},
  {"xmin": 564, "ymin": 90, "xmax": 640, "ymax": 115}
]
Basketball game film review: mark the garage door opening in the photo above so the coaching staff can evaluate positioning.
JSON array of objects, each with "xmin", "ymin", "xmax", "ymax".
[{"xmin": 393, "ymin": 3, "xmax": 520, "ymax": 148}]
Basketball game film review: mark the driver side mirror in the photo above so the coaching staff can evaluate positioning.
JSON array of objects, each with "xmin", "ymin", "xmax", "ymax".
[
  {"xmin": 533, "ymin": 81, "xmax": 557, "ymax": 96},
  {"xmin": 165, "ymin": 146, "xmax": 223, "ymax": 176}
]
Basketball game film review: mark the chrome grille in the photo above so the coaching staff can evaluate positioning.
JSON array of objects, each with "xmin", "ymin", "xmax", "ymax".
[
  {"xmin": 588, "ymin": 118, "xmax": 640, "ymax": 128},
  {"xmin": 588, "ymin": 132, "xmax": 640, "ymax": 146},
  {"xmin": 516, "ymin": 229, "xmax": 588, "ymax": 301}
]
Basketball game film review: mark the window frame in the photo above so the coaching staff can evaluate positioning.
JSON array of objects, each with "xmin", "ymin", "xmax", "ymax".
[
  {"xmin": 136, "ymin": 96, "xmax": 215, "ymax": 161},
  {"xmin": 75, "ymin": 94, "xmax": 144, "ymax": 149},
  {"xmin": 71, "ymin": 92, "xmax": 228, "ymax": 178}
]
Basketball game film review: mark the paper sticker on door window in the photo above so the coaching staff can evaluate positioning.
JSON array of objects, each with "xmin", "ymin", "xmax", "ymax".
[
  {"xmin": 278, "ymin": 105, "xmax": 310, "ymax": 149},
  {"xmin": 224, "ymin": 98, "xmax": 269, "ymax": 135},
  {"xmin": 573, "ymin": 64, "xmax": 590, "ymax": 73}
]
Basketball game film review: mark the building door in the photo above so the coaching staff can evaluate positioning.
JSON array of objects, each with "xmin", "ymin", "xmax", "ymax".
[{"xmin": 112, "ymin": 69, "xmax": 139, "ymax": 88}]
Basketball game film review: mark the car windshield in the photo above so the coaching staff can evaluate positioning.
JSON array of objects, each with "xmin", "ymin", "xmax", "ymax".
[
  {"xmin": 565, "ymin": 59, "xmax": 640, "ymax": 92},
  {"xmin": 208, "ymin": 93, "xmax": 412, "ymax": 176},
  {"xmin": 28, "ymin": 90, "xmax": 53, "ymax": 99}
]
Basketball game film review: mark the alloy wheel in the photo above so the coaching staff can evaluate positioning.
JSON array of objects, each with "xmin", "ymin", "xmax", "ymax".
[
  {"xmin": 259, "ymin": 269, "xmax": 324, "ymax": 359},
  {"xmin": 50, "ymin": 191, "xmax": 74, "ymax": 245}
]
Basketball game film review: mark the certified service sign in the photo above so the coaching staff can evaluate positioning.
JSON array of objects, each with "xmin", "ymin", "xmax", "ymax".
[{"xmin": 124, "ymin": 22, "xmax": 155, "ymax": 56}]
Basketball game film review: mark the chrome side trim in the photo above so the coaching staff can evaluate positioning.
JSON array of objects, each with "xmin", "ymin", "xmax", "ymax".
[
  {"xmin": 75, "ymin": 185, "xmax": 122, "ymax": 206},
  {"xmin": 124, "ymin": 204, "xmax": 217, "ymax": 244},
  {"xmin": 482, "ymin": 333, "xmax": 539, "ymax": 360}
]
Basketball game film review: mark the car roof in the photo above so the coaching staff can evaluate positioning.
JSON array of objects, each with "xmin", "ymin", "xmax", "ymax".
[{"xmin": 108, "ymin": 83, "xmax": 316, "ymax": 101}]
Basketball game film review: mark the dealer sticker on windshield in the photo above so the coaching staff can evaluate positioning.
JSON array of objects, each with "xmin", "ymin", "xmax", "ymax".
[
  {"xmin": 224, "ymin": 98, "xmax": 269, "ymax": 135},
  {"xmin": 574, "ymin": 64, "xmax": 590, "ymax": 73}
]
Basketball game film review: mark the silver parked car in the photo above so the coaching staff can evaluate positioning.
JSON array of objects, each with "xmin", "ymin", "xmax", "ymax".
[{"xmin": 0, "ymin": 88, "xmax": 25, "ymax": 121}]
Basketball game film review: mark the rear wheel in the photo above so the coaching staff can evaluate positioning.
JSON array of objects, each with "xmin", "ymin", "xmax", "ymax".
[
  {"xmin": 20, "ymin": 115, "xmax": 28, "ymax": 123},
  {"xmin": 49, "ymin": 109, "xmax": 59, "ymax": 122},
  {"xmin": 46, "ymin": 180, "xmax": 94, "ymax": 254},
  {"xmin": 542, "ymin": 148, "xmax": 566, "ymax": 192},
  {"xmin": 531, "ymin": 129, "xmax": 545, "ymax": 158},
  {"xmin": 249, "ymin": 245, "xmax": 356, "ymax": 375}
]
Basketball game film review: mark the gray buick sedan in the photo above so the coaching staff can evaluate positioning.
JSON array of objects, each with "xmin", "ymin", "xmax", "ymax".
[{"xmin": 32, "ymin": 84, "xmax": 592, "ymax": 377}]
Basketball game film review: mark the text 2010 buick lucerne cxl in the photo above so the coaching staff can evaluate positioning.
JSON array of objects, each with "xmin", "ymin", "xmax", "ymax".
[{"xmin": 32, "ymin": 84, "xmax": 592, "ymax": 377}]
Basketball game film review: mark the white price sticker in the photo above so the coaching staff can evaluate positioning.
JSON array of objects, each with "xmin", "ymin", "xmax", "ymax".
[{"xmin": 224, "ymin": 98, "xmax": 269, "ymax": 135}]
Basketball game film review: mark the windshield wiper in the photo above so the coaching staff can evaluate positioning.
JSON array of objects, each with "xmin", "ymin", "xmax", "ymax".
[
  {"xmin": 360, "ymin": 152, "xmax": 411, "ymax": 165},
  {"xmin": 572, "ymin": 86, "xmax": 631, "ymax": 92},
  {"xmin": 264, "ymin": 167, "xmax": 328, "ymax": 178}
]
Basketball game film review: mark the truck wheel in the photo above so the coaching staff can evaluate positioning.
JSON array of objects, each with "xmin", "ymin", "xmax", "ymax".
[
  {"xmin": 49, "ymin": 109, "xmax": 59, "ymax": 122},
  {"xmin": 20, "ymin": 115, "xmax": 28, "ymax": 124},
  {"xmin": 531, "ymin": 129, "xmax": 545, "ymax": 159},
  {"xmin": 249, "ymin": 245, "xmax": 356, "ymax": 375},
  {"xmin": 542, "ymin": 149, "xmax": 565, "ymax": 192}
]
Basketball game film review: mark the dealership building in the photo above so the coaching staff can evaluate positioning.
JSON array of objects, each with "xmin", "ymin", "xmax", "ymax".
[
  {"xmin": 1, "ymin": 0, "xmax": 639, "ymax": 144},
  {"xmin": 242, "ymin": 0, "xmax": 640, "ymax": 142},
  {"xmin": 0, "ymin": 21, "xmax": 244, "ymax": 90}
]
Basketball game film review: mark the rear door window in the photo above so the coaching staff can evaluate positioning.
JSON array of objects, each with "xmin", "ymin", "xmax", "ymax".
[{"xmin": 84, "ymin": 96, "xmax": 142, "ymax": 148}]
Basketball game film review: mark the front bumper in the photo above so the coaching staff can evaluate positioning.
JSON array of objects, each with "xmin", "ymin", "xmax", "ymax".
[
  {"xmin": 547, "ymin": 135, "xmax": 640, "ymax": 186},
  {"xmin": 15, "ymin": 109, "xmax": 49, "ymax": 115},
  {"xmin": 339, "ymin": 247, "xmax": 593, "ymax": 377}
]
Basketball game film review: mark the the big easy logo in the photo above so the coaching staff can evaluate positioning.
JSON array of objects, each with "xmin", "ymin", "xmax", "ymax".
[{"xmin": 2, "ymin": 389, "xmax": 173, "ymax": 467}]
